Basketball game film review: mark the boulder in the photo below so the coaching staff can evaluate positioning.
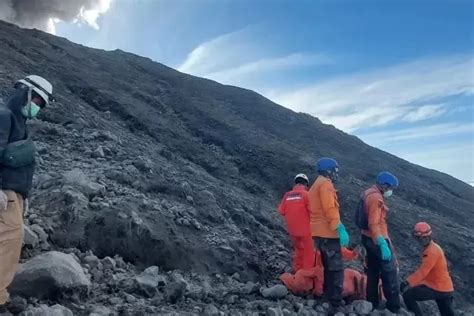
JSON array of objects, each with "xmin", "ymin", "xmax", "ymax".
[
  {"xmin": 89, "ymin": 305, "xmax": 113, "ymax": 316},
  {"xmin": 267, "ymin": 307, "xmax": 283, "ymax": 316},
  {"xmin": 164, "ymin": 281, "xmax": 187, "ymax": 304},
  {"xmin": 92, "ymin": 146, "xmax": 105, "ymax": 158},
  {"xmin": 20, "ymin": 304, "xmax": 73, "ymax": 316},
  {"xmin": 23, "ymin": 225, "xmax": 39, "ymax": 248},
  {"xmin": 260, "ymin": 285, "xmax": 288, "ymax": 299},
  {"xmin": 352, "ymin": 300, "xmax": 373, "ymax": 315},
  {"xmin": 30, "ymin": 224, "xmax": 48, "ymax": 243},
  {"xmin": 62, "ymin": 169, "xmax": 105, "ymax": 199},
  {"xmin": 203, "ymin": 304, "xmax": 219, "ymax": 316},
  {"xmin": 133, "ymin": 266, "xmax": 165, "ymax": 297},
  {"xmin": 8, "ymin": 296, "xmax": 27, "ymax": 314},
  {"xmin": 10, "ymin": 251, "xmax": 91, "ymax": 299}
]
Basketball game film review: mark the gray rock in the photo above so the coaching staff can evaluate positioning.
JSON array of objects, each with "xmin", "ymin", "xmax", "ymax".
[
  {"xmin": 306, "ymin": 300, "xmax": 316, "ymax": 308},
  {"xmin": 164, "ymin": 281, "xmax": 186, "ymax": 304},
  {"xmin": 62, "ymin": 169, "xmax": 105, "ymax": 199},
  {"xmin": 267, "ymin": 307, "xmax": 283, "ymax": 316},
  {"xmin": 260, "ymin": 285, "xmax": 288, "ymax": 299},
  {"xmin": 396, "ymin": 308, "xmax": 413, "ymax": 316},
  {"xmin": 30, "ymin": 224, "xmax": 48, "ymax": 243},
  {"xmin": 20, "ymin": 304, "xmax": 73, "ymax": 316},
  {"xmin": 124, "ymin": 293, "xmax": 137, "ymax": 303},
  {"xmin": 282, "ymin": 309, "xmax": 293, "ymax": 316},
  {"xmin": 242, "ymin": 281, "xmax": 259, "ymax": 294},
  {"xmin": 92, "ymin": 146, "xmax": 105, "ymax": 158},
  {"xmin": 203, "ymin": 304, "xmax": 219, "ymax": 316},
  {"xmin": 134, "ymin": 266, "xmax": 162, "ymax": 297},
  {"xmin": 36, "ymin": 174, "xmax": 55, "ymax": 190},
  {"xmin": 8, "ymin": 296, "xmax": 27, "ymax": 314},
  {"xmin": 101, "ymin": 256, "xmax": 116, "ymax": 270},
  {"xmin": 23, "ymin": 226, "xmax": 39, "ymax": 248},
  {"xmin": 84, "ymin": 254, "xmax": 100, "ymax": 268},
  {"xmin": 89, "ymin": 305, "xmax": 113, "ymax": 316},
  {"xmin": 10, "ymin": 251, "xmax": 91, "ymax": 299}
]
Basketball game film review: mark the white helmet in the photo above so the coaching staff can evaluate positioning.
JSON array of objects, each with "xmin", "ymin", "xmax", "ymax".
[
  {"xmin": 294, "ymin": 173, "xmax": 309, "ymax": 184},
  {"xmin": 16, "ymin": 75, "xmax": 54, "ymax": 107}
]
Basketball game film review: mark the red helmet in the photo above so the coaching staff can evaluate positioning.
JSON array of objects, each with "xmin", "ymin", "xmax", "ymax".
[{"xmin": 413, "ymin": 222, "xmax": 432, "ymax": 237}]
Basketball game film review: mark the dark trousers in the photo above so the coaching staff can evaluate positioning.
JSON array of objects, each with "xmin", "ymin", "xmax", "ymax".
[
  {"xmin": 403, "ymin": 285, "xmax": 454, "ymax": 316},
  {"xmin": 314, "ymin": 237, "xmax": 343, "ymax": 307},
  {"xmin": 362, "ymin": 235, "xmax": 400, "ymax": 313}
]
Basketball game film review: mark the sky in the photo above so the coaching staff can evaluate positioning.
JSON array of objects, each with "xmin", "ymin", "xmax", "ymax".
[{"xmin": 14, "ymin": 0, "xmax": 474, "ymax": 184}]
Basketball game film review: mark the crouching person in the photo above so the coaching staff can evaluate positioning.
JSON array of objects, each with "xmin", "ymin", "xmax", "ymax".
[{"xmin": 401, "ymin": 222, "xmax": 455, "ymax": 316}]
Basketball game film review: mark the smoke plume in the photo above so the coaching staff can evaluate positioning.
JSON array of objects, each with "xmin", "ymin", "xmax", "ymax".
[{"xmin": 0, "ymin": 0, "xmax": 112, "ymax": 34}]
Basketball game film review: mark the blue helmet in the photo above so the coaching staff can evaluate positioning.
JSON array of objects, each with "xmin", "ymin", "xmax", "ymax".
[
  {"xmin": 376, "ymin": 171, "xmax": 399, "ymax": 189},
  {"xmin": 316, "ymin": 158, "xmax": 339, "ymax": 172}
]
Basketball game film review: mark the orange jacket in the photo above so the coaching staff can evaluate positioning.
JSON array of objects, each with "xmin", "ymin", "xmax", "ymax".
[
  {"xmin": 362, "ymin": 186, "xmax": 389, "ymax": 240},
  {"xmin": 280, "ymin": 248, "xmax": 366, "ymax": 299},
  {"xmin": 407, "ymin": 241, "xmax": 454, "ymax": 292},
  {"xmin": 308, "ymin": 176, "xmax": 340, "ymax": 238},
  {"xmin": 278, "ymin": 185, "xmax": 311, "ymax": 237}
]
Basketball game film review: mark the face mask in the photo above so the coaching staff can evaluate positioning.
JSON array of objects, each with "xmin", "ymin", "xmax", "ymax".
[
  {"xmin": 21, "ymin": 101, "xmax": 41, "ymax": 119},
  {"xmin": 383, "ymin": 189, "xmax": 393, "ymax": 198}
]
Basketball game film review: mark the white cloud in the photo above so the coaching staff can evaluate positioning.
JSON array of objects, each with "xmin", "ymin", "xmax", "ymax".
[
  {"xmin": 206, "ymin": 53, "xmax": 332, "ymax": 85},
  {"xmin": 269, "ymin": 55, "xmax": 474, "ymax": 131},
  {"xmin": 178, "ymin": 28, "xmax": 332, "ymax": 86},
  {"xmin": 402, "ymin": 104, "xmax": 448, "ymax": 122},
  {"xmin": 0, "ymin": 0, "xmax": 112, "ymax": 34},
  {"xmin": 358, "ymin": 122, "xmax": 474, "ymax": 145},
  {"xmin": 178, "ymin": 27, "xmax": 259, "ymax": 76}
]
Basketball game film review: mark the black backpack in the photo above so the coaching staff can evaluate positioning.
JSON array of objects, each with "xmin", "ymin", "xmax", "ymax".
[{"xmin": 355, "ymin": 191, "xmax": 378, "ymax": 230}]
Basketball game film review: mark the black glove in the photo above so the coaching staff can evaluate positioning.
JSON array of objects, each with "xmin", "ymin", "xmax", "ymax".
[{"xmin": 400, "ymin": 280, "xmax": 409, "ymax": 292}]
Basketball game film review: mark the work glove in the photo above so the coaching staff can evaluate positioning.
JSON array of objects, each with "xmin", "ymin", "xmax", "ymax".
[
  {"xmin": 400, "ymin": 280, "xmax": 410, "ymax": 293},
  {"xmin": 376, "ymin": 236, "xmax": 392, "ymax": 261},
  {"xmin": 337, "ymin": 223, "xmax": 350, "ymax": 247},
  {"xmin": 0, "ymin": 191, "xmax": 7, "ymax": 212}
]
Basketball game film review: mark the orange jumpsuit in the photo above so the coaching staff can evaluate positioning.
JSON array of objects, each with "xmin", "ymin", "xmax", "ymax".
[
  {"xmin": 280, "ymin": 248, "xmax": 369, "ymax": 299},
  {"xmin": 362, "ymin": 186, "xmax": 389, "ymax": 240},
  {"xmin": 308, "ymin": 176, "xmax": 340, "ymax": 238},
  {"xmin": 278, "ymin": 184, "xmax": 314, "ymax": 272},
  {"xmin": 407, "ymin": 241, "xmax": 454, "ymax": 292}
]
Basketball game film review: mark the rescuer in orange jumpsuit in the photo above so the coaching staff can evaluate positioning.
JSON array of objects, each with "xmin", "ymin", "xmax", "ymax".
[
  {"xmin": 309, "ymin": 158, "xmax": 349, "ymax": 311},
  {"xmin": 280, "ymin": 247, "xmax": 377, "ymax": 300},
  {"xmin": 278, "ymin": 173, "xmax": 314, "ymax": 272},
  {"xmin": 400, "ymin": 222, "xmax": 455, "ymax": 316},
  {"xmin": 358, "ymin": 171, "xmax": 400, "ymax": 313}
]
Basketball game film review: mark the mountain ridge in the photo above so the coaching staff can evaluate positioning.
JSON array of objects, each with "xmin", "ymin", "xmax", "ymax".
[{"xmin": 0, "ymin": 20, "xmax": 473, "ymax": 312}]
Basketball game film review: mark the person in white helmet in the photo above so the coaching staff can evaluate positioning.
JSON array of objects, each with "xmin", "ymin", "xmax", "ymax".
[
  {"xmin": 0, "ymin": 75, "xmax": 53, "ymax": 312},
  {"xmin": 278, "ymin": 173, "xmax": 315, "ymax": 272}
]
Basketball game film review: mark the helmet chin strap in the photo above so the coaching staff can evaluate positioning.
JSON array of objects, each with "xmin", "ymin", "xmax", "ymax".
[{"xmin": 27, "ymin": 87, "xmax": 33, "ymax": 117}]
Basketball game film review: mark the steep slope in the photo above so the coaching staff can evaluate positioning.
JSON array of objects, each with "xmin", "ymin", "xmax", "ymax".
[{"xmin": 0, "ymin": 20, "xmax": 473, "ymax": 310}]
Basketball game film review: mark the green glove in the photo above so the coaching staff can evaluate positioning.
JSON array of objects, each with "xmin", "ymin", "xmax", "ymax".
[
  {"xmin": 376, "ymin": 236, "xmax": 392, "ymax": 261},
  {"xmin": 337, "ymin": 223, "xmax": 350, "ymax": 247}
]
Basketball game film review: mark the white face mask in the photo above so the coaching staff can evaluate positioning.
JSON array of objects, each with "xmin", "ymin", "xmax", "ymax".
[
  {"xmin": 21, "ymin": 101, "xmax": 41, "ymax": 119},
  {"xmin": 383, "ymin": 190, "xmax": 393, "ymax": 198}
]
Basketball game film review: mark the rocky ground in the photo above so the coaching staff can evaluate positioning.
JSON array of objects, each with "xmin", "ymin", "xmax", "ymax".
[{"xmin": 0, "ymin": 20, "xmax": 473, "ymax": 315}]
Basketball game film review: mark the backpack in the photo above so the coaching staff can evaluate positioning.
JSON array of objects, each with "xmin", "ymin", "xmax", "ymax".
[
  {"xmin": 354, "ymin": 192, "xmax": 369, "ymax": 230},
  {"xmin": 355, "ymin": 191, "xmax": 379, "ymax": 230}
]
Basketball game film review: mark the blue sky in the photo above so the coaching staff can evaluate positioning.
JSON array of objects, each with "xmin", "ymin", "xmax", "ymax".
[{"xmin": 53, "ymin": 0, "xmax": 474, "ymax": 184}]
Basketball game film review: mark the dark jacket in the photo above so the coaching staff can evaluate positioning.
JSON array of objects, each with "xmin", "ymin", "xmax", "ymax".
[{"xmin": 0, "ymin": 88, "xmax": 35, "ymax": 198}]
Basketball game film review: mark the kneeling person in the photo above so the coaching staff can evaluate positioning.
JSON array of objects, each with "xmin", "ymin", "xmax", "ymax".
[{"xmin": 401, "ymin": 222, "xmax": 455, "ymax": 316}]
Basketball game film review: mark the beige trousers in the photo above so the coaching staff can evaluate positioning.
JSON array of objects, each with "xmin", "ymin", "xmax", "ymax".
[{"xmin": 0, "ymin": 190, "xmax": 24, "ymax": 305}]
